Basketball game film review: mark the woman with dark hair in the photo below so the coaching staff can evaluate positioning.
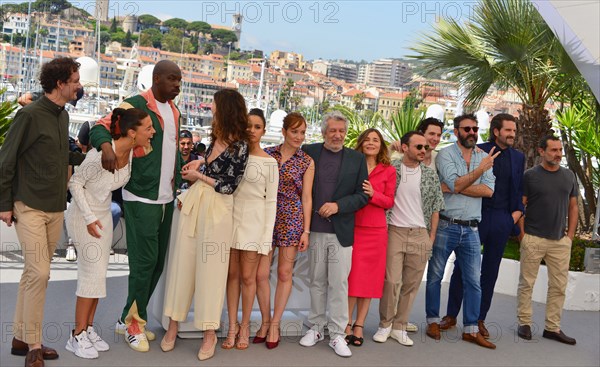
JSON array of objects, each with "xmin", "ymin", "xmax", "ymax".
[
  {"xmin": 254, "ymin": 112, "xmax": 314, "ymax": 349},
  {"xmin": 345, "ymin": 128, "xmax": 396, "ymax": 346},
  {"xmin": 162, "ymin": 89, "xmax": 249, "ymax": 361},
  {"xmin": 65, "ymin": 108, "xmax": 154, "ymax": 359},
  {"xmin": 223, "ymin": 108, "xmax": 279, "ymax": 350}
]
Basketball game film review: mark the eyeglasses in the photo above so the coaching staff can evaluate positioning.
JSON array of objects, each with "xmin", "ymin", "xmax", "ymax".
[
  {"xmin": 459, "ymin": 126, "xmax": 479, "ymax": 133},
  {"xmin": 180, "ymin": 132, "xmax": 192, "ymax": 139},
  {"xmin": 413, "ymin": 144, "xmax": 430, "ymax": 151}
]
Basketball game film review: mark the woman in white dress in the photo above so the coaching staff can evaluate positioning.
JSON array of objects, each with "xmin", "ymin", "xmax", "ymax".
[
  {"xmin": 223, "ymin": 108, "xmax": 279, "ymax": 350},
  {"xmin": 65, "ymin": 108, "xmax": 155, "ymax": 359}
]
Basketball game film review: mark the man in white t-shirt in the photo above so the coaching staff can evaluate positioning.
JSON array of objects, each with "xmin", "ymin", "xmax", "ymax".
[
  {"xmin": 373, "ymin": 131, "xmax": 444, "ymax": 346},
  {"xmin": 89, "ymin": 60, "xmax": 183, "ymax": 353}
]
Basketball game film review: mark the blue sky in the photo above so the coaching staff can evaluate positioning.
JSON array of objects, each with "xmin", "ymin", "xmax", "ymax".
[{"xmin": 107, "ymin": 0, "xmax": 477, "ymax": 61}]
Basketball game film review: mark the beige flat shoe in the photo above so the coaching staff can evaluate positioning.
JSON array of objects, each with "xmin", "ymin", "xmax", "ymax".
[
  {"xmin": 160, "ymin": 334, "xmax": 176, "ymax": 352},
  {"xmin": 198, "ymin": 333, "xmax": 217, "ymax": 361}
]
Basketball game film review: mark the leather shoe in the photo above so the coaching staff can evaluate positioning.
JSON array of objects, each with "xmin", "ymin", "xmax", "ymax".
[
  {"xmin": 518, "ymin": 325, "xmax": 532, "ymax": 340},
  {"xmin": 440, "ymin": 315, "xmax": 457, "ymax": 330},
  {"xmin": 462, "ymin": 332, "xmax": 496, "ymax": 349},
  {"xmin": 542, "ymin": 329, "xmax": 576, "ymax": 345},
  {"xmin": 24, "ymin": 348, "xmax": 44, "ymax": 367},
  {"xmin": 426, "ymin": 323, "xmax": 441, "ymax": 340},
  {"xmin": 11, "ymin": 338, "xmax": 58, "ymax": 360},
  {"xmin": 478, "ymin": 320, "xmax": 489, "ymax": 338}
]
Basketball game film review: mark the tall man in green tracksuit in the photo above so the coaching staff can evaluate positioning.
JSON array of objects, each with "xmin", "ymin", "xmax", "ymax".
[{"xmin": 89, "ymin": 60, "xmax": 183, "ymax": 352}]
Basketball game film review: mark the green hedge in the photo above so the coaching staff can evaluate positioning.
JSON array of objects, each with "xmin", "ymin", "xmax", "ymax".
[{"xmin": 501, "ymin": 237, "xmax": 599, "ymax": 272}]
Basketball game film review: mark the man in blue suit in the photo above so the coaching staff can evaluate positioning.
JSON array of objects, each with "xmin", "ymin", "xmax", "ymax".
[{"xmin": 440, "ymin": 114, "xmax": 525, "ymax": 338}]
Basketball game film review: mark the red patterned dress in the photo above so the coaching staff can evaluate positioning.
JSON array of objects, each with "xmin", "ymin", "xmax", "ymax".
[{"xmin": 265, "ymin": 145, "xmax": 312, "ymax": 247}]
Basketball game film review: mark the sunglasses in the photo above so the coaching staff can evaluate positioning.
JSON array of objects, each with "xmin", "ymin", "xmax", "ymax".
[
  {"xmin": 179, "ymin": 132, "xmax": 192, "ymax": 139},
  {"xmin": 413, "ymin": 144, "xmax": 430, "ymax": 151},
  {"xmin": 459, "ymin": 126, "xmax": 479, "ymax": 133}
]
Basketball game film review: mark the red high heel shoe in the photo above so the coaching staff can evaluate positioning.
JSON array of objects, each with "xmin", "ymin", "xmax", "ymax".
[
  {"xmin": 265, "ymin": 328, "xmax": 280, "ymax": 349},
  {"xmin": 253, "ymin": 322, "xmax": 269, "ymax": 344}
]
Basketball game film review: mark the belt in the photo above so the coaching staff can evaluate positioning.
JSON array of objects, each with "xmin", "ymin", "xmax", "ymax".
[{"xmin": 440, "ymin": 214, "xmax": 478, "ymax": 227}]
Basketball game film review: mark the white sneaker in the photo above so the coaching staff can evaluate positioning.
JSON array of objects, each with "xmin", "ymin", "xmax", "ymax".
[
  {"xmin": 406, "ymin": 322, "xmax": 419, "ymax": 332},
  {"xmin": 125, "ymin": 328, "xmax": 149, "ymax": 352},
  {"xmin": 299, "ymin": 329, "xmax": 324, "ymax": 347},
  {"xmin": 87, "ymin": 326, "xmax": 110, "ymax": 352},
  {"xmin": 329, "ymin": 335, "xmax": 352, "ymax": 357},
  {"xmin": 390, "ymin": 329, "xmax": 414, "ymax": 346},
  {"xmin": 115, "ymin": 319, "xmax": 155, "ymax": 340},
  {"xmin": 65, "ymin": 245, "xmax": 77, "ymax": 262},
  {"xmin": 373, "ymin": 325, "xmax": 392, "ymax": 343},
  {"xmin": 66, "ymin": 330, "xmax": 99, "ymax": 359}
]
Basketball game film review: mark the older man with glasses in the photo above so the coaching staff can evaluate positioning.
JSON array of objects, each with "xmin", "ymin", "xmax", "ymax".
[{"xmin": 425, "ymin": 113, "xmax": 499, "ymax": 349}]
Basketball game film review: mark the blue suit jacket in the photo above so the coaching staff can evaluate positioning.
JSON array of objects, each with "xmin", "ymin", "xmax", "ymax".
[{"xmin": 478, "ymin": 142, "xmax": 525, "ymax": 234}]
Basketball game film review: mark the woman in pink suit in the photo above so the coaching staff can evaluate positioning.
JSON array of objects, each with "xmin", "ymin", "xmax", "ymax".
[{"xmin": 346, "ymin": 128, "xmax": 396, "ymax": 346}]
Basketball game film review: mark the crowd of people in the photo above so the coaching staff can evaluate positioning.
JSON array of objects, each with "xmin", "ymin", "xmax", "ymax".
[{"xmin": 0, "ymin": 58, "xmax": 579, "ymax": 367}]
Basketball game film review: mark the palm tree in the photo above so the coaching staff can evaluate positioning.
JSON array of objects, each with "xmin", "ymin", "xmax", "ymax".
[{"xmin": 410, "ymin": 0, "xmax": 580, "ymax": 168}]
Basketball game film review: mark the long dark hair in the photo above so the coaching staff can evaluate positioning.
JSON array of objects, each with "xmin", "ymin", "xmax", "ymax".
[
  {"xmin": 210, "ymin": 89, "xmax": 249, "ymax": 146},
  {"xmin": 110, "ymin": 108, "xmax": 149, "ymax": 140},
  {"xmin": 355, "ymin": 128, "xmax": 390, "ymax": 165}
]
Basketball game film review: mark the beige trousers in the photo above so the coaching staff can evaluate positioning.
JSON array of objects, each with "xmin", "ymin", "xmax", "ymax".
[
  {"xmin": 517, "ymin": 233, "xmax": 572, "ymax": 332},
  {"xmin": 163, "ymin": 182, "xmax": 233, "ymax": 331},
  {"xmin": 12, "ymin": 201, "xmax": 63, "ymax": 344},
  {"xmin": 379, "ymin": 226, "xmax": 432, "ymax": 331}
]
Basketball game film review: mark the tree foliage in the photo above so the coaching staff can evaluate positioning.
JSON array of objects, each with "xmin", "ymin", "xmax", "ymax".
[
  {"xmin": 188, "ymin": 21, "xmax": 211, "ymax": 34},
  {"xmin": 139, "ymin": 28, "xmax": 162, "ymax": 48},
  {"xmin": 410, "ymin": 0, "xmax": 578, "ymax": 168},
  {"xmin": 163, "ymin": 17, "xmax": 188, "ymax": 30},
  {"xmin": 210, "ymin": 29, "xmax": 237, "ymax": 45},
  {"xmin": 138, "ymin": 14, "xmax": 161, "ymax": 26},
  {"xmin": 0, "ymin": 89, "xmax": 17, "ymax": 146},
  {"xmin": 162, "ymin": 28, "xmax": 193, "ymax": 53}
]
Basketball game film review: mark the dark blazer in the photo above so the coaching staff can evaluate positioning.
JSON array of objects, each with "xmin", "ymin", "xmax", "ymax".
[
  {"xmin": 302, "ymin": 143, "xmax": 369, "ymax": 247},
  {"xmin": 478, "ymin": 141, "xmax": 525, "ymax": 235}
]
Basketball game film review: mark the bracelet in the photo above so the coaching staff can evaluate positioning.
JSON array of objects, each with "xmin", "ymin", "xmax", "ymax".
[{"xmin": 303, "ymin": 230, "xmax": 310, "ymax": 234}]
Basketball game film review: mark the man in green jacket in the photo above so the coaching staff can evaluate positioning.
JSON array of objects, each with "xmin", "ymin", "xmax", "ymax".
[
  {"xmin": 0, "ymin": 57, "xmax": 83, "ymax": 367},
  {"xmin": 89, "ymin": 60, "xmax": 183, "ymax": 353}
]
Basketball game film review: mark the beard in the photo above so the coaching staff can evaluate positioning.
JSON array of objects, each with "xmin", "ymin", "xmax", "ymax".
[{"xmin": 459, "ymin": 134, "xmax": 477, "ymax": 148}]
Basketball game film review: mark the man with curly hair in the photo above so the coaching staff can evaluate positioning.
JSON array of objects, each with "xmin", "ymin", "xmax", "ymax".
[{"xmin": 0, "ymin": 57, "xmax": 84, "ymax": 367}]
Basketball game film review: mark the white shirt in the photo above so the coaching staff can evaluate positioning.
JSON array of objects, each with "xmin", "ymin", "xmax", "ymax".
[
  {"xmin": 389, "ymin": 163, "xmax": 426, "ymax": 228},
  {"xmin": 122, "ymin": 101, "xmax": 177, "ymax": 204}
]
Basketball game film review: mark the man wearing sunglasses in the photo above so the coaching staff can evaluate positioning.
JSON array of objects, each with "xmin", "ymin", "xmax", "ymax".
[
  {"xmin": 425, "ymin": 113, "xmax": 499, "ymax": 349},
  {"xmin": 441, "ymin": 114, "xmax": 524, "ymax": 340}
]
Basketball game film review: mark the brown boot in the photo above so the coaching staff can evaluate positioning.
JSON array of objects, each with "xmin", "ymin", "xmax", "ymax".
[
  {"xmin": 462, "ymin": 332, "xmax": 496, "ymax": 349},
  {"xmin": 440, "ymin": 315, "xmax": 457, "ymax": 330},
  {"xmin": 478, "ymin": 320, "xmax": 489, "ymax": 338},
  {"xmin": 426, "ymin": 323, "xmax": 441, "ymax": 340},
  {"xmin": 24, "ymin": 348, "xmax": 44, "ymax": 367}
]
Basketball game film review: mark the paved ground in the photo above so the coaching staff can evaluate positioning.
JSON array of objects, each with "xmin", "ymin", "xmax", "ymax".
[{"xmin": 0, "ymin": 252, "xmax": 598, "ymax": 367}]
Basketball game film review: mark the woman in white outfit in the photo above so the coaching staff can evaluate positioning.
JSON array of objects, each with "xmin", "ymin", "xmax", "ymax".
[
  {"xmin": 65, "ymin": 108, "xmax": 155, "ymax": 359},
  {"xmin": 223, "ymin": 108, "xmax": 279, "ymax": 350}
]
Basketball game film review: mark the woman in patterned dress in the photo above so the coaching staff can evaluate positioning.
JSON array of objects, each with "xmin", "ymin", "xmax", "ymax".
[
  {"xmin": 223, "ymin": 108, "xmax": 279, "ymax": 350},
  {"xmin": 345, "ymin": 128, "xmax": 396, "ymax": 346},
  {"xmin": 162, "ymin": 89, "xmax": 249, "ymax": 361},
  {"xmin": 253, "ymin": 112, "xmax": 315, "ymax": 349}
]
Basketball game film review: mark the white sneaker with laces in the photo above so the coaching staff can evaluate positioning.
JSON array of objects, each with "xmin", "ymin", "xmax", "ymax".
[
  {"xmin": 299, "ymin": 329, "xmax": 324, "ymax": 347},
  {"xmin": 329, "ymin": 335, "xmax": 352, "ymax": 357},
  {"xmin": 125, "ymin": 328, "xmax": 149, "ymax": 352},
  {"xmin": 87, "ymin": 326, "xmax": 110, "ymax": 351},
  {"xmin": 406, "ymin": 322, "xmax": 419, "ymax": 332},
  {"xmin": 115, "ymin": 319, "xmax": 156, "ymax": 340},
  {"xmin": 390, "ymin": 329, "xmax": 414, "ymax": 346},
  {"xmin": 373, "ymin": 325, "xmax": 392, "ymax": 343},
  {"xmin": 66, "ymin": 330, "xmax": 99, "ymax": 359}
]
